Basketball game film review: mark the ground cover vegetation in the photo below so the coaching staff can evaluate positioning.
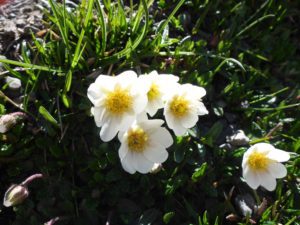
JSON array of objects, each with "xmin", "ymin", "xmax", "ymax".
[{"xmin": 0, "ymin": 0, "xmax": 299, "ymax": 224}]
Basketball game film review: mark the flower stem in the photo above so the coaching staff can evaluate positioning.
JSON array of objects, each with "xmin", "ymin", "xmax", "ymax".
[
  {"xmin": 21, "ymin": 173, "xmax": 43, "ymax": 186},
  {"xmin": 252, "ymin": 189, "xmax": 261, "ymax": 205},
  {"xmin": 0, "ymin": 90, "xmax": 23, "ymax": 110}
]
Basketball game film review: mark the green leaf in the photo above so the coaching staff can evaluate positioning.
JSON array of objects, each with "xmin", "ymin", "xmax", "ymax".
[
  {"xmin": 163, "ymin": 212, "xmax": 175, "ymax": 224},
  {"xmin": 61, "ymin": 92, "xmax": 72, "ymax": 108},
  {"xmin": 191, "ymin": 162, "xmax": 208, "ymax": 182},
  {"xmin": 38, "ymin": 106, "xmax": 59, "ymax": 127},
  {"xmin": 174, "ymin": 145, "xmax": 185, "ymax": 163}
]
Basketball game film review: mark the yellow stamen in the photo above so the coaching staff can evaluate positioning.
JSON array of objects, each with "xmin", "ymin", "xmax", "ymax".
[
  {"xmin": 147, "ymin": 83, "xmax": 160, "ymax": 101},
  {"xmin": 104, "ymin": 85, "xmax": 133, "ymax": 115},
  {"xmin": 169, "ymin": 95, "xmax": 189, "ymax": 118},
  {"xmin": 248, "ymin": 151, "xmax": 270, "ymax": 171},
  {"xmin": 127, "ymin": 127, "xmax": 148, "ymax": 152}
]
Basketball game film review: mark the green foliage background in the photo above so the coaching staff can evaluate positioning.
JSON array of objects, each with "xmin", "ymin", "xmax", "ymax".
[{"xmin": 0, "ymin": 0, "xmax": 299, "ymax": 224}]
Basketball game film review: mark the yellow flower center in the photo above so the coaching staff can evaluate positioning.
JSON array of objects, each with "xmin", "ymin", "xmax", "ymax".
[
  {"xmin": 104, "ymin": 86, "xmax": 133, "ymax": 115},
  {"xmin": 169, "ymin": 96, "xmax": 189, "ymax": 118},
  {"xmin": 248, "ymin": 151, "xmax": 271, "ymax": 171},
  {"xmin": 127, "ymin": 127, "xmax": 148, "ymax": 152},
  {"xmin": 147, "ymin": 83, "xmax": 160, "ymax": 101}
]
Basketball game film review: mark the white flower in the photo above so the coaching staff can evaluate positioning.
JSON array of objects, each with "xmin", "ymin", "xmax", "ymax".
[
  {"xmin": 118, "ymin": 114, "xmax": 173, "ymax": 174},
  {"xmin": 164, "ymin": 83, "xmax": 208, "ymax": 136},
  {"xmin": 5, "ymin": 76, "xmax": 22, "ymax": 89},
  {"xmin": 139, "ymin": 71, "xmax": 179, "ymax": 116},
  {"xmin": 87, "ymin": 71, "xmax": 149, "ymax": 141},
  {"xmin": 242, "ymin": 143, "xmax": 290, "ymax": 191}
]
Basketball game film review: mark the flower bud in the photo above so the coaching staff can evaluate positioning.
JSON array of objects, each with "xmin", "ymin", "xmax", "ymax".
[
  {"xmin": 0, "ymin": 112, "xmax": 26, "ymax": 133},
  {"xmin": 150, "ymin": 163, "xmax": 162, "ymax": 174},
  {"xmin": 44, "ymin": 217, "xmax": 60, "ymax": 225},
  {"xmin": 3, "ymin": 173, "xmax": 43, "ymax": 207},
  {"xmin": 5, "ymin": 76, "xmax": 22, "ymax": 89},
  {"xmin": 3, "ymin": 184, "xmax": 29, "ymax": 207}
]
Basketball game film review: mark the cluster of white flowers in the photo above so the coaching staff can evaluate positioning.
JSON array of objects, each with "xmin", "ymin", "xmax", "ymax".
[
  {"xmin": 87, "ymin": 70, "xmax": 208, "ymax": 174},
  {"xmin": 87, "ymin": 70, "xmax": 291, "ymax": 193}
]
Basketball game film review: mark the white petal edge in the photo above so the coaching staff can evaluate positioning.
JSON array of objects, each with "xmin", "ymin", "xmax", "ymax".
[
  {"xmin": 143, "ymin": 145, "xmax": 168, "ymax": 163},
  {"xmin": 243, "ymin": 166, "xmax": 260, "ymax": 189},
  {"xmin": 100, "ymin": 116, "xmax": 120, "ymax": 141},
  {"xmin": 150, "ymin": 127, "xmax": 173, "ymax": 147},
  {"xmin": 132, "ymin": 153, "xmax": 154, "ymax": 174},
  {"xmin": 258, "ymin": 171, "xmax": 277, "ymax": 191},
  {"xmin": 118, "ymin": 144, "xmax": 129, "ymax": 160},
  {"xmin": 267, "ymin": 162, "xmax": 287, "ymax": 179},
  {"xmin": 267, "ymin": 149, "xmax": 290, "ymax": 162},
  {"xmin": 121, "ymin": 151, "xmax": 136, "ymax": 174}
]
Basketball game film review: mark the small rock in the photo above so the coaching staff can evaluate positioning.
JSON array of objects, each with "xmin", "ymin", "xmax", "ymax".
[
  {"xmin": 234, "ymin": 193, "xmax": 257, "ymax": 217},
  {"xmin": 226, "ymin": 130, "xmax": 250, "ymax": 146}
]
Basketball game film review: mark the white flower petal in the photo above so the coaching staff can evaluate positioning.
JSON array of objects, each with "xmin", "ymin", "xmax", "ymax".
[
  {"xmin": 141, "ymin": 119, "xmax": 164, "ymax": 132},
  {"xmin": 253, "ymin": 143, "xmax": 275, "ymax": 153},
  {"xmin": 267, "ymin": 162, "xmax": 287, "ymax": 179},
  {"xmin": 146, "ymin": 99, "xmax": 163, "ymax": 117},
  {"xmin": 132, "ymin": 153, "xmax": 154, "ymax": 174},
  {"xmin": 100, "ymin": 117, "xmax": 120, "ymax": 141},
  {"xmin": 94, "ymin": 75, "xmax": 115, "ymax": 91},
  {"xmin": 132, "ymin": 94, "xmax": 148, "ymax": 114},
  {"xmin": 118, "ymin": 130, "xmax": 126, "ymax": 142},
  {"xmin": 158, "ymin": 74, "xmax": 179, "ymax": 84},
  {"xmin": 181, "ymin": 112, "xmax": 198, "ymax": 128},
  {"xmin": 121, "ymin": 151, "xmax": 136, "ymax": 174},
  {"xmin": 164, "ymin": 111, "xmax": 187, "ymax": 135},
  {"xmin": 197, "ymin": 102, "xmax": 209, "ymax": 115},
  {"xmin": 258, "ymin": 171, "xmax": 277, "ymax": 191},
  {"xmin": 118, "ymin": 144, "xmax": 128, "ymax": 160},
  {"xmin": 267, "ymin": 149, "xmax": 290, "ymax": 162},
  {"xmin": 243, "ymin": 166, "xmax": 260, "ymax": 189},
  {"xmin": 118, "ymin": 114, "xmax": 136, "ymax": 131},
  {"xmin": 136, "ymin": 113, "xmax": 148, "ymax": 122},
  {"xmin": 150, "ymin": 127, "xmax": 173, "ymax": 147},
  {"xmin": 87, "ymin": 83, "xmax": 104, "ymax": 106},
  {"xmin": 182, "ymin": 83, "xmax": 206, "ymax": 99},
  {"xmin": 143, "ymin": 143, "xmax": 169, "ymax": 163},
  {"xmin": 93, "ymin": 107, "xmax": 106, "ymax": 127},
  {"xmin": 117, "ymin": 70, "xmax": 138, "ymax": 88},
  {"xmin": 171, "ymin": 120, "xmax": 187, "ymax": 136}
]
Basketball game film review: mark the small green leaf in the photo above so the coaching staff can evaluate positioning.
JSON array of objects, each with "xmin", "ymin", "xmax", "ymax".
[
  {"xmin": 163, "ymin": 212, "xmax": 175, "ymax": 224},
  {"xmin": 191, "ymin": 162, "xmax": 207, "ymax": 182},
  {"xmin": 38, "ymin": 106, "xmax": 59, "ymax": 126},
  {"xmin": 61, "ymin": 93, "xmax": 71, "ymax": 108},
  {"xmin": 174, "ymin": 146, "xmax": 185, "ymax": 163}
]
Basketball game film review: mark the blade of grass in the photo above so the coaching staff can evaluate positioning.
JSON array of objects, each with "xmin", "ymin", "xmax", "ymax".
[
  {"xmin": 39, "ymin": 106, "xmax": 59, "ymax": 127},
  {"xmin": 64, "ymin": 0, "xmax": 94, "ymax": 94},
  {"xmin": 155, "ymin": 0, "xmax": 185, "ymax": 35},
  {"xmin": 96, "ymin": 0, "xmax": 107, "ymax": 55},
  {"xmin": 235, "ymin": 14, "xmax": 275, "ymax": 38},
  {"xmin": 0, "ymin": 58, "xmax": 63, "ymax": 73},
  {"xmin": 48, "ymin": 0, "xmax": 70, "ymax": 49},
  {"xmin": 249, "ymin": 103, "xmax": 300, "ymax": 111},
  {"xmin": 103, "ymin": 0, "xmax": 149, "ymax": 61},
  {"xmin": 249, "ymin": 87, "xmax": 289, "ymax": 104}
]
